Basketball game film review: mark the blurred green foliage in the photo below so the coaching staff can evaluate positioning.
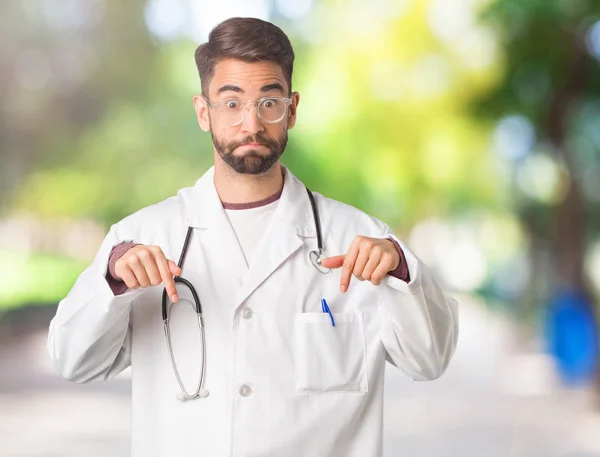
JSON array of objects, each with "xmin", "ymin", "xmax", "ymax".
[
  {"xmin": 2, "ymin": 0, "xmax": 599, "ymax": 312},
  {"xmin": 0, "ymin": 250, "xmax": 86, "ymax": 310},
  {"xmin": 474, "ymin": 0, "xmax": 600, "ymax": 312}
]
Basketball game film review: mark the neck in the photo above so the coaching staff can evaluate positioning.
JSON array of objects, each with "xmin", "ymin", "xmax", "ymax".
[{"xmin": 213, "ymin": 160, "xmax": 284, "ymax": 204}]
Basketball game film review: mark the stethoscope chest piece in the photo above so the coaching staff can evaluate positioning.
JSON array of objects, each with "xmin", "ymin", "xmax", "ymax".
[
  {"xmin": 309, "ymin": 248, "xmax": 331, "ymax": 274},
  {"xmin": 177, "ymin": 388, "xmax": 209, "ymax": 401}
]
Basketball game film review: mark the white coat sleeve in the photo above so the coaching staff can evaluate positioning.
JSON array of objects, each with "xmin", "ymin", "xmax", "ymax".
[
  {"xmin": 47, "ymin": 223, "xmax": 144, "ymax": 383},
  {"xmin": 377, "ymin": 229, "xmax": 459, "ymax": 381}
]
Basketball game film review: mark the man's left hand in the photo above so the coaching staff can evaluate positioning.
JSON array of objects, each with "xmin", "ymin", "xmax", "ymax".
[{"xmin": 320, "ymin": 236, "xmax": 400, "ymax": 293}]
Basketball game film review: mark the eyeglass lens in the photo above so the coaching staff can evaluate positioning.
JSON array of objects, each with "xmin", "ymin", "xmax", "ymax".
[{"xmin": 215, "ymin": 98, "xmax": 287, "ymax": 125}]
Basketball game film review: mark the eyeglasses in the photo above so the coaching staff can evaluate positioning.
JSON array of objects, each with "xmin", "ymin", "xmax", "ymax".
[{"xmin": 202, "ymin": 95, "xmax": 292, "ymax": 126}]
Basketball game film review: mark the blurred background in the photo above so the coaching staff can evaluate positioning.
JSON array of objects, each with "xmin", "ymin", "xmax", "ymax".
[{"xmin": 2, "ymin": 0, "xmax": 600, "ymax": 455}]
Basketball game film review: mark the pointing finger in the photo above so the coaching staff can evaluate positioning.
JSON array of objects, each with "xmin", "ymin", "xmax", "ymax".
[
  {"xmin": 340, "ymin": 242, "xmax": 360, "ymax": 293},
  {"xmin": 320, "ymin": 255, "xmax": 345, "ymax": 269},
  {"xmin": 154, "ymin": 252, "xmax": 179, "ymax": 303},
  {"xmin": 168, "ymin": 260, "xmax": 182, "ymax": 277}
]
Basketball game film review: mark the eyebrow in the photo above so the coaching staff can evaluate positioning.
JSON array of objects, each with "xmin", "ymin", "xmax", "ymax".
[
  {"xmin": 216, "ymin": 82, "xmax": 286, "ymax": 96},
  {"xmin": 260, "ymin": 83, "xmax": 285, "ymax": 94}
]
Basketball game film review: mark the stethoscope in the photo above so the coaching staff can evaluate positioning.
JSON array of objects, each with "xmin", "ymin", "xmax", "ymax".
[{"xmin": 162, "ymin": 187, "xmax": 329, "ymax": 400}]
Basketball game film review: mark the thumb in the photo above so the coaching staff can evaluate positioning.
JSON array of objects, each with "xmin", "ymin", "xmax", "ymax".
[
  {"xmin": 320, "ymin": 255, "xmax": 345, "ymax": 269},
  {"xmin": 168, "ymin": 260, "xmax": 182, "ymax": 276}
]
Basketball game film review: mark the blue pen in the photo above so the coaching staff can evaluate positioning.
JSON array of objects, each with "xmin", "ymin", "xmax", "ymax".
[{"xmin": 321, "ymin": 298, "xmax": 335, "ymax": 327}]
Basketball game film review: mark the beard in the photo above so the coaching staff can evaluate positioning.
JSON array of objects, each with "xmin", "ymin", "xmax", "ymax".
[{"xmin": 211, "ymin": 128, "xmax": 288, "ymax": 175}]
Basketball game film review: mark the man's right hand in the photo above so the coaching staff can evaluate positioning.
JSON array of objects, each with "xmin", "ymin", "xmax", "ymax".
[{"xmin": 114, "ymin": 245, "xmax": 182, "ymax": 303}]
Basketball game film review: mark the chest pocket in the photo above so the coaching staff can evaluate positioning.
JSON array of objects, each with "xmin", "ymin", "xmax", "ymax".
[{"xmin": 294, "ymin": 312, "xmax": 368, "ymax": 393}]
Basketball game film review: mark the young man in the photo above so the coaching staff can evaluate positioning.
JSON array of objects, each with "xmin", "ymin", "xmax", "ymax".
[{"xmin": 48, "ymin": 17, "xmax": 459, "ymax": 457}]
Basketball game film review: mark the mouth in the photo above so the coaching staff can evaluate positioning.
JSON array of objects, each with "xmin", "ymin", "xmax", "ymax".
[{"xmin": 238, "ymin": 143, "xmax": 266, "ymax": 149}]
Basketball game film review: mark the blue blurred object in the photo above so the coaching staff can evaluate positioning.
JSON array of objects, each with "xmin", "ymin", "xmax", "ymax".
[{"xmin": 545, "ymin": 288, "xmax": 599, "ymax": 385}]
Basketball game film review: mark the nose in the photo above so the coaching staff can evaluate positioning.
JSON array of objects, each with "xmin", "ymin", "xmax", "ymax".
[{"xmin": 240, "ymin": 102, "xmax": 264, "ymax": 135}]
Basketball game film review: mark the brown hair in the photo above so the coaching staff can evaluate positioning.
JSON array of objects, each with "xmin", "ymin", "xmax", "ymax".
[{"xmin": 194, "ymin": 17, "xmax": 295, "ymax": 97}]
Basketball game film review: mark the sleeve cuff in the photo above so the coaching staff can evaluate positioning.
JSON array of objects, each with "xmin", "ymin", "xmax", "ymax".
[
  {"xmin": 104, "ymin": 274, "xmax": 129, "ymax": 296},
  {"xmin": 386, "ymin": 238, "xmax": 410, "ymax": 283},
  {"xmin": 104, "ymin": 241, "xmax": 140, "ymax": 296},
  {"xmin": 380, "ymin": 233, "xmax": 423, "ymax": 294}
]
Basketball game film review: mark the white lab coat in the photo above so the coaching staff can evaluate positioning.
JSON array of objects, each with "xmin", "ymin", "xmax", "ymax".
[{"xmin": 48, "ymin": 165, "xmax": 458, "ymax": 457}]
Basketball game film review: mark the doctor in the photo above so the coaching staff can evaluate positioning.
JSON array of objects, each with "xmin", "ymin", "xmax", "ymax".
[{"xmin": 48, "ymin": 17, "xmax": 458, "ymax": 457}]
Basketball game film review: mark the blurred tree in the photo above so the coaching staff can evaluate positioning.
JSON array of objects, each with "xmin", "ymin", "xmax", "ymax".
[
  {"xmin": 289, "ymin": 0, "xmax": 506, "ymax": 231},
  {"xmin": 475, "ymin": 0, "xmax": 600, "ymax": 385},
  {"xmin": 0, "ymin": 0, "xmax": 159, "ymax": 216}
]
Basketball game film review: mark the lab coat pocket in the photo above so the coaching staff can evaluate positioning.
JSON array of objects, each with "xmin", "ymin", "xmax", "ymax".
[{"xmin": 294, "ymin": 312, "xmax": 368, "ymax": 393}]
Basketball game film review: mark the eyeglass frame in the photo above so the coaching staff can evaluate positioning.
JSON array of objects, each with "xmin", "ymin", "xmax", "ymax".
[{"xmin": 201, "ymin": 94, "xmax": 293, "ymax": 127}]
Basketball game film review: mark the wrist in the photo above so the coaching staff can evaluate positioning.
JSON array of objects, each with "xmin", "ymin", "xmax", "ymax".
[
  {"xmin": 108, "ymin": 242, "xmax": 139, "ymax": 280},
  {"xmin": 387, "ymin": 239, "xmax": 401, "ymax": 272}
]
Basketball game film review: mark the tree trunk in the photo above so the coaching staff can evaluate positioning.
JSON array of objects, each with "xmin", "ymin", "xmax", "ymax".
[{"xmin": 544, "ymin": 29, "xmax": 599, "ymax": 400}]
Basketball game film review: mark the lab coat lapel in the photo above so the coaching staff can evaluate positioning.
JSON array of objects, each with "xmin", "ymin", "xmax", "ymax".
[
  {"xmin": 179, "ymin": 165, "xmax": 316, "ymax": 310},
  {"xmin": 179, "ymin": 167, "xmax": 249, "ymax": 286},
  {"xmin": 236, "ymin": 166, "xmax": 316, "ymax": 308}
]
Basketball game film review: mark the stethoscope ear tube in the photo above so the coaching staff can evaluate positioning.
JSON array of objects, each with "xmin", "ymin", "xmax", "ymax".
[
  {"xmin": 305, "ymin": 188, "xmax": 323, "ymax": 252},
  {"xmin": 306, "ymin": 187, "xmax": 331, "ymax": 274},
  {"xmin": 161, "ymin": 226, "xmax": 202, "ymax": 321},
  {"xmin": 160, "ymin": 276, "xmax": 202, "ymax": 320},
  {"xmin": 162, "ymin": 226, "xmax": 207, "ymax": 400},
  {"xmin": 164, "ymin": 318, "xmax": 206, "ymax": 400}
]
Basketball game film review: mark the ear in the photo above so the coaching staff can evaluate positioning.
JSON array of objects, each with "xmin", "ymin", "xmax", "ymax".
[
  {"xmin": 193, "ymin": 94, "xmax": 210, "ymax": 132},
  {"xmin": 287, "ymin": 92, "xmax": 300, "ymax": 130}
]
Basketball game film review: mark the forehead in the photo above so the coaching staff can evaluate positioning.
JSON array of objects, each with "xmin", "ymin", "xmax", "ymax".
[{"xmin": 209, "ymin": 59, "xmax": 287, "ymax": 96}]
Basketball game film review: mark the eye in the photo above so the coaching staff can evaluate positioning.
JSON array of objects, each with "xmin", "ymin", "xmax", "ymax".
[
  {"xmin": 263, "ymin": 99, "xmax": 275, "ymax": 108},
  {"xmin": 224, "ymin": 100, "xmax": 241, "ymax": 109},
  {"xmin": 261, "ymin": 98, "xmax": 282, "ymax": 109}
]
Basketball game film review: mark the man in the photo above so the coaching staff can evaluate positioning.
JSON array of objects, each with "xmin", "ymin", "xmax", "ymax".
[{"xmin": 48, "ymin": 17, "xmax": 458, "ymax": 457}]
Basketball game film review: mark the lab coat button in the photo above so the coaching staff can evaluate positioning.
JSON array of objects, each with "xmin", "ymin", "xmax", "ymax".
[
  {"xmin": 239, "ymin": 384, "xmax": 253, "ymax": 397},
  {"xmin": 240, "ymin": 307, "xmax": 253, "ymax": 319}
]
